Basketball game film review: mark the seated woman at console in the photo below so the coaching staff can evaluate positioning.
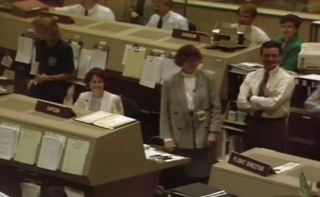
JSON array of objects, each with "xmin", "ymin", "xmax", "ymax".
[{"xmin": 74, "ymin": 67, "xmax": 124, "ymax": 114}]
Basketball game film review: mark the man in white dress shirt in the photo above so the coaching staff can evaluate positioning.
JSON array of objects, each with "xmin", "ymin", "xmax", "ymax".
[
  {"xmin": 237, "ymin": 41, "xmax": 295, "ymax": 152},
  {"xmin": 146, "ymin": 0, "xmax": 188, "ymax": 31},
  {"xmin": 54, "ymin": 0, "xmax": 115, "ymax": 21},
  {"xmin": 233, "ymin": 3, "xmax": 269, "ymax": 45}
]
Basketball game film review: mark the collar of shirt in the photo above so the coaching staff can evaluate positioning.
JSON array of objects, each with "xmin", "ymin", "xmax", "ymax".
[
  {"xmin": 159, "ymin": 10, "xmax": 172, "ymax": 22},
  {"xmin": 81, "ymin": 4, "xmax": 98, "ymax": 16},
  {"xmin": 181, "ymin": 70, "xmax": 197, "ymax": 78},
  {"xmin": 264, "ymin": 66, "xmax": 279, "ymax": 77}
]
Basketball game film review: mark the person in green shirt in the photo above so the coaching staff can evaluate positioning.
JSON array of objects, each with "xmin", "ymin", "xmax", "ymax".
[{"xmin": 276, "ymin": 14, "xmax": 303, "ymax": 72}]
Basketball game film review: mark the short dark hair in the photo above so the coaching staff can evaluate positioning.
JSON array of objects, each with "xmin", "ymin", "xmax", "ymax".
[
  {"xmin": 84, "ymin": 67, "xmax": 108, "ymax": 89},
  {"xmin": 238, "ymin": 3, "xmax": 257, "ymax": 18},
  {"xmin": 260, "ymin": 40, "xmax": 282, "ymax": 55},
  {"xmin": 174, "ymin": 44, "xmax": 202, "ymax": 67},
  {"xmin": 280, "ymin": 14, "xmax": 302, "ymax": 28}
]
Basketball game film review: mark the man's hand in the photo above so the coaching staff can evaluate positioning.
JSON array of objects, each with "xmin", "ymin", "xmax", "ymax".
[
  {"xmin": 206, "ymin": 133, "xmax": 217, "ymax": 146},
  {"xmin": 164, "ymin": 139, "xmax": 176, "ymax": 152},
  {"xmin": 35, "ymin": 74, "xmax": 52, "ymax": 84}
]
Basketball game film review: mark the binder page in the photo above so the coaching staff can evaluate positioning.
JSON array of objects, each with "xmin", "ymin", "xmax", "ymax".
[
  {"xmin": 15, "ymin": 36, "xmax": 34, "ymax": 64},
  {"xmin": 90, "ymin": 49, "xmax": 107, "ymax": 70},
  {"xmin": 37, "ymin": 132, "xmax": 66, "ymax": 170},
  {"xmin": 160, "ymin": 57, "xmax": 181, "ymax": 84},
  {"xmin": 122, "ymin": 45, "xmax": 146, "ymax": 79},
  {"xmin": 139, "ymin": 55, "xmax": 163, "ymax": 88},
  {"xmin": 14, "ymin": 127, "xmax": 42, "ymax": 165},
  {"xmin": 93, "ymin": 114, "xmax": 136, "ymax": 129},
  {"xmin": 64, "ymin": 186, "xmax": 85, "ymax": 197},
  {"xmin": 75, "ymin": 111, "xmax": 112, "ymax": 124},
  {"xmin": 0, "ymin": 123, "xmax": 20, "ymax": 160},
  {"xmin": 77, "ymin": 49, "xmax": 93, "ymax": 79},
  {"xmin": 61, "ymin": 138, "xmax": 90, "ymax": 175}
]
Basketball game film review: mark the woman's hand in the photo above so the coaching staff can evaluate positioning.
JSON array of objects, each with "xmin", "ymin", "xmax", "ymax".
[
  {"xmin": 164, "ymin": 139, "xmax": 176, "ymax": 152},
  {"xmin": 206, "ymin": 133, "xmax": 217, "ymax": 146}
]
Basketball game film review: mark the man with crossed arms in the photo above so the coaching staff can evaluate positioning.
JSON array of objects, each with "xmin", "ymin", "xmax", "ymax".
[{"xmin": 237, "ymin": 40, "xmax": 295, "ymax": 152}]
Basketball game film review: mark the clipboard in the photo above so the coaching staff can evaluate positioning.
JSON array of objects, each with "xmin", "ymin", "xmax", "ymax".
[{"xmin": 122, "ymin": 44, "xmax": 146, "ymax": 79}]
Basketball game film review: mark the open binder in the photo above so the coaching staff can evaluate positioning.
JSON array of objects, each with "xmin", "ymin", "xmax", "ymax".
[{"xmin": 75, "ymin": 111, "xmax": 136, "ymax": 130}]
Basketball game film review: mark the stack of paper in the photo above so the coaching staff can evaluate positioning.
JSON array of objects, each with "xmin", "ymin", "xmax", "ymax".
[
  {"xmin": 37, "ymin": 132, "xmax": 66, "ymax": 171},
  {"xmin": 139, "ymin": 55, "xmax": 163, "ymax": 88},
  {"xmin": 14, "ymin": 127, "xmax": 42, "ymax": 165},
  {"xmin": 0, "ymin": 123, "xmax": 20, "ymax": 160},
  {"xmin": 75, "ymin": 111, "xmax": 136, "ymax": 129},
  {"xmin": 61, "ymin": 138, "xmax": 90, "ymax": 175}
]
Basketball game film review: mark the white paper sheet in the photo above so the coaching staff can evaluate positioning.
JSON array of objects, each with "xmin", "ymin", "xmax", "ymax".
[
  {"xmin": 30, "ymin": 48, "xmax": 38, "ymax": 75},
  {"xmin": 90, "ymin": 49, "xmax": 107, "ymax": 70},
  {"xmin": 15, "ymin": 36, "xmax": 34, "ymax": 64},
  {"xmin": 20, "ymin": 182, "xmax": 41, "ymax": 197},
  {"xmin": 297, "ymin": 74, "xmax": 320, "ymax": 81},
  {"xmin": 0, "ymin": 123, "xmax": 20, "ymax": 160},
  {"xmin": 77, "ymin": 49, "xmax": 92, "ymax": 79},
  {"xmin": 160, "ymin": 57, "xmax": 181, "ymax": 84},
  {"xmin": 37, "ymin": 132, "xmax": 66, "ymax": 171},
  {"xmin": 139, "ymin": 55, "xmax": 163, "ymax": 88}
]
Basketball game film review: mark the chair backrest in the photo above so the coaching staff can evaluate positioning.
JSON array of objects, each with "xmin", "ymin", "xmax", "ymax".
[
  {"xmin": 188, "ymin": 21, "xmax": 197, "ymax": 31},
  {"xmin": 121, "ymin": 95, "xmax": 141, "ymax": 119}
]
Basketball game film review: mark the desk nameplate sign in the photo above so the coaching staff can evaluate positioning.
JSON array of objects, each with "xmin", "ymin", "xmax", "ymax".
[
  {"xmin": 171, "ymin": 29, "xmax": 209, "ymax": 42},
  {"xmin": 35, "ymin": 100, "xmax": 75, "ymax": 118},
  {"xmin": 228, "ymin": 152, "xmax": 275, "ymax": 176}
]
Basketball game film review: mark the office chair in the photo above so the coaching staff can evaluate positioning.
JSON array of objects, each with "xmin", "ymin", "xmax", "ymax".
[{"xmin": 188, "ymin": 22, "xmax": 197, "ymax": 31}]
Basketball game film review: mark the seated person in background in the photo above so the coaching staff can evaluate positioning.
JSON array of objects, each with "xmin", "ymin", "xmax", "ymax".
[
  {"xmin": 54, "ymin": 0, "xmax": 115, "ymax": 21},
  {"xmin": 146, "ymin": 0, "xmax": 189, "ymax": 31},
  {"xmin": 28, "ymin": 16, "xmax": 74, "ymax": 104},
  {"xmin": 129, "ymin": 0, "xmax": 153, "ymax": 25},
  {"xmin": 74, "ymin": 68, "xmax": 124, "ymax": 114},
  {"xmin": 232, "ymin": 3, "xmax": 270, "ymax": 45},
  {"xmin": 276, "ymin": 14, "xmax": 303, "ymax": 72},
  {"xmin": 305, "ymin": 86, "xmax": 320, "ymax": 115}
]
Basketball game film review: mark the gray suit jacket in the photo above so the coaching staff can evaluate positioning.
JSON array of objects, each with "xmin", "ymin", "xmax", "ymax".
[{"xmin": 160, "ymin": 70, "xmax": 221, "ymax": 149}]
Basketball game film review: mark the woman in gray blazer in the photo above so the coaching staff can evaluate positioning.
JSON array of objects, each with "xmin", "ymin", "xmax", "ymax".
[{"xmin": 160, "ymin": 44, "xmax": 221, "ymax": 184}]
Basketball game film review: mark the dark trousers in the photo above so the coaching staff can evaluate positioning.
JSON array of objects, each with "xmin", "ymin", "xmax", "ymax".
[
  {"xmin": 29, "ymin": 82, "xmax": 69, "ymax": 104},
  {"xmin": 244, "ymin": 116, "xmax": 287, "ymax": 152}
]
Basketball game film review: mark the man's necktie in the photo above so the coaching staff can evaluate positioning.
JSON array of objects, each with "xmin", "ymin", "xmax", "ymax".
[
  {"xmin": 157, "ymin": 17, "xmax": 163, "ymax": 29},
  {"xmin": 254, "ymin": 71, "xmax": 269, "ymax": 117},
  {"xmin": 258, "ymin": 71, "xmax": 269, "ymax": 96},
  {"xmin": 84, "ymin": 9, "xmax": 89, "ymax": 16}
]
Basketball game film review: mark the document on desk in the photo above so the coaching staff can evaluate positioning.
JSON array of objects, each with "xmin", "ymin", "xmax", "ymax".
[
  {"xmin": 139, "ymin": 55, "xmax": 163, "ymax": 88},
  {"xmin": 144, "ymin": 146, "xmax": 185, "ymax": 163},
  {"xmin": 61, "ymin": 138, "xmax": 90, "ymax": 175},
  {"xmin": 15, "ymin": 36, "xmax": 34, "ymax": 64},
  {"xmin": 160, "ymin": 57, "xmax": 181, "ymax": 84},
  {"xmin": 14, "ymin": 127, "xmax": 42, "ymax": 165},
  {"xmin": 0, "ymin": 123, "xmax": 20, "ymax": 160},
  {"xmin": 122, "ymin": 45, "xmax": 146, "ymax": 79},
  {"xmin": 37, "ymin": 132, "xmax": 66, "ymax": 170},
  {"xmin": 75, "ymin": 111, "xmax": 136, "ymax": 129}
]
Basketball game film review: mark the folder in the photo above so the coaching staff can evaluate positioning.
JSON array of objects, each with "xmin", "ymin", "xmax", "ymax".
[
  {"xmin": 61, "ymin": 138, "xmax": 90, "ymax": 175},
  {"xmin": 75, "ymin": 111, "xmax": 136, "ymax": 130},
  {"xmin": 170, "ymin": 183, "xmax": 235, "ymax": 197},
  {"xmin": 14, "ymin": 127, "xmax": 42, "ymax": 165}
]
